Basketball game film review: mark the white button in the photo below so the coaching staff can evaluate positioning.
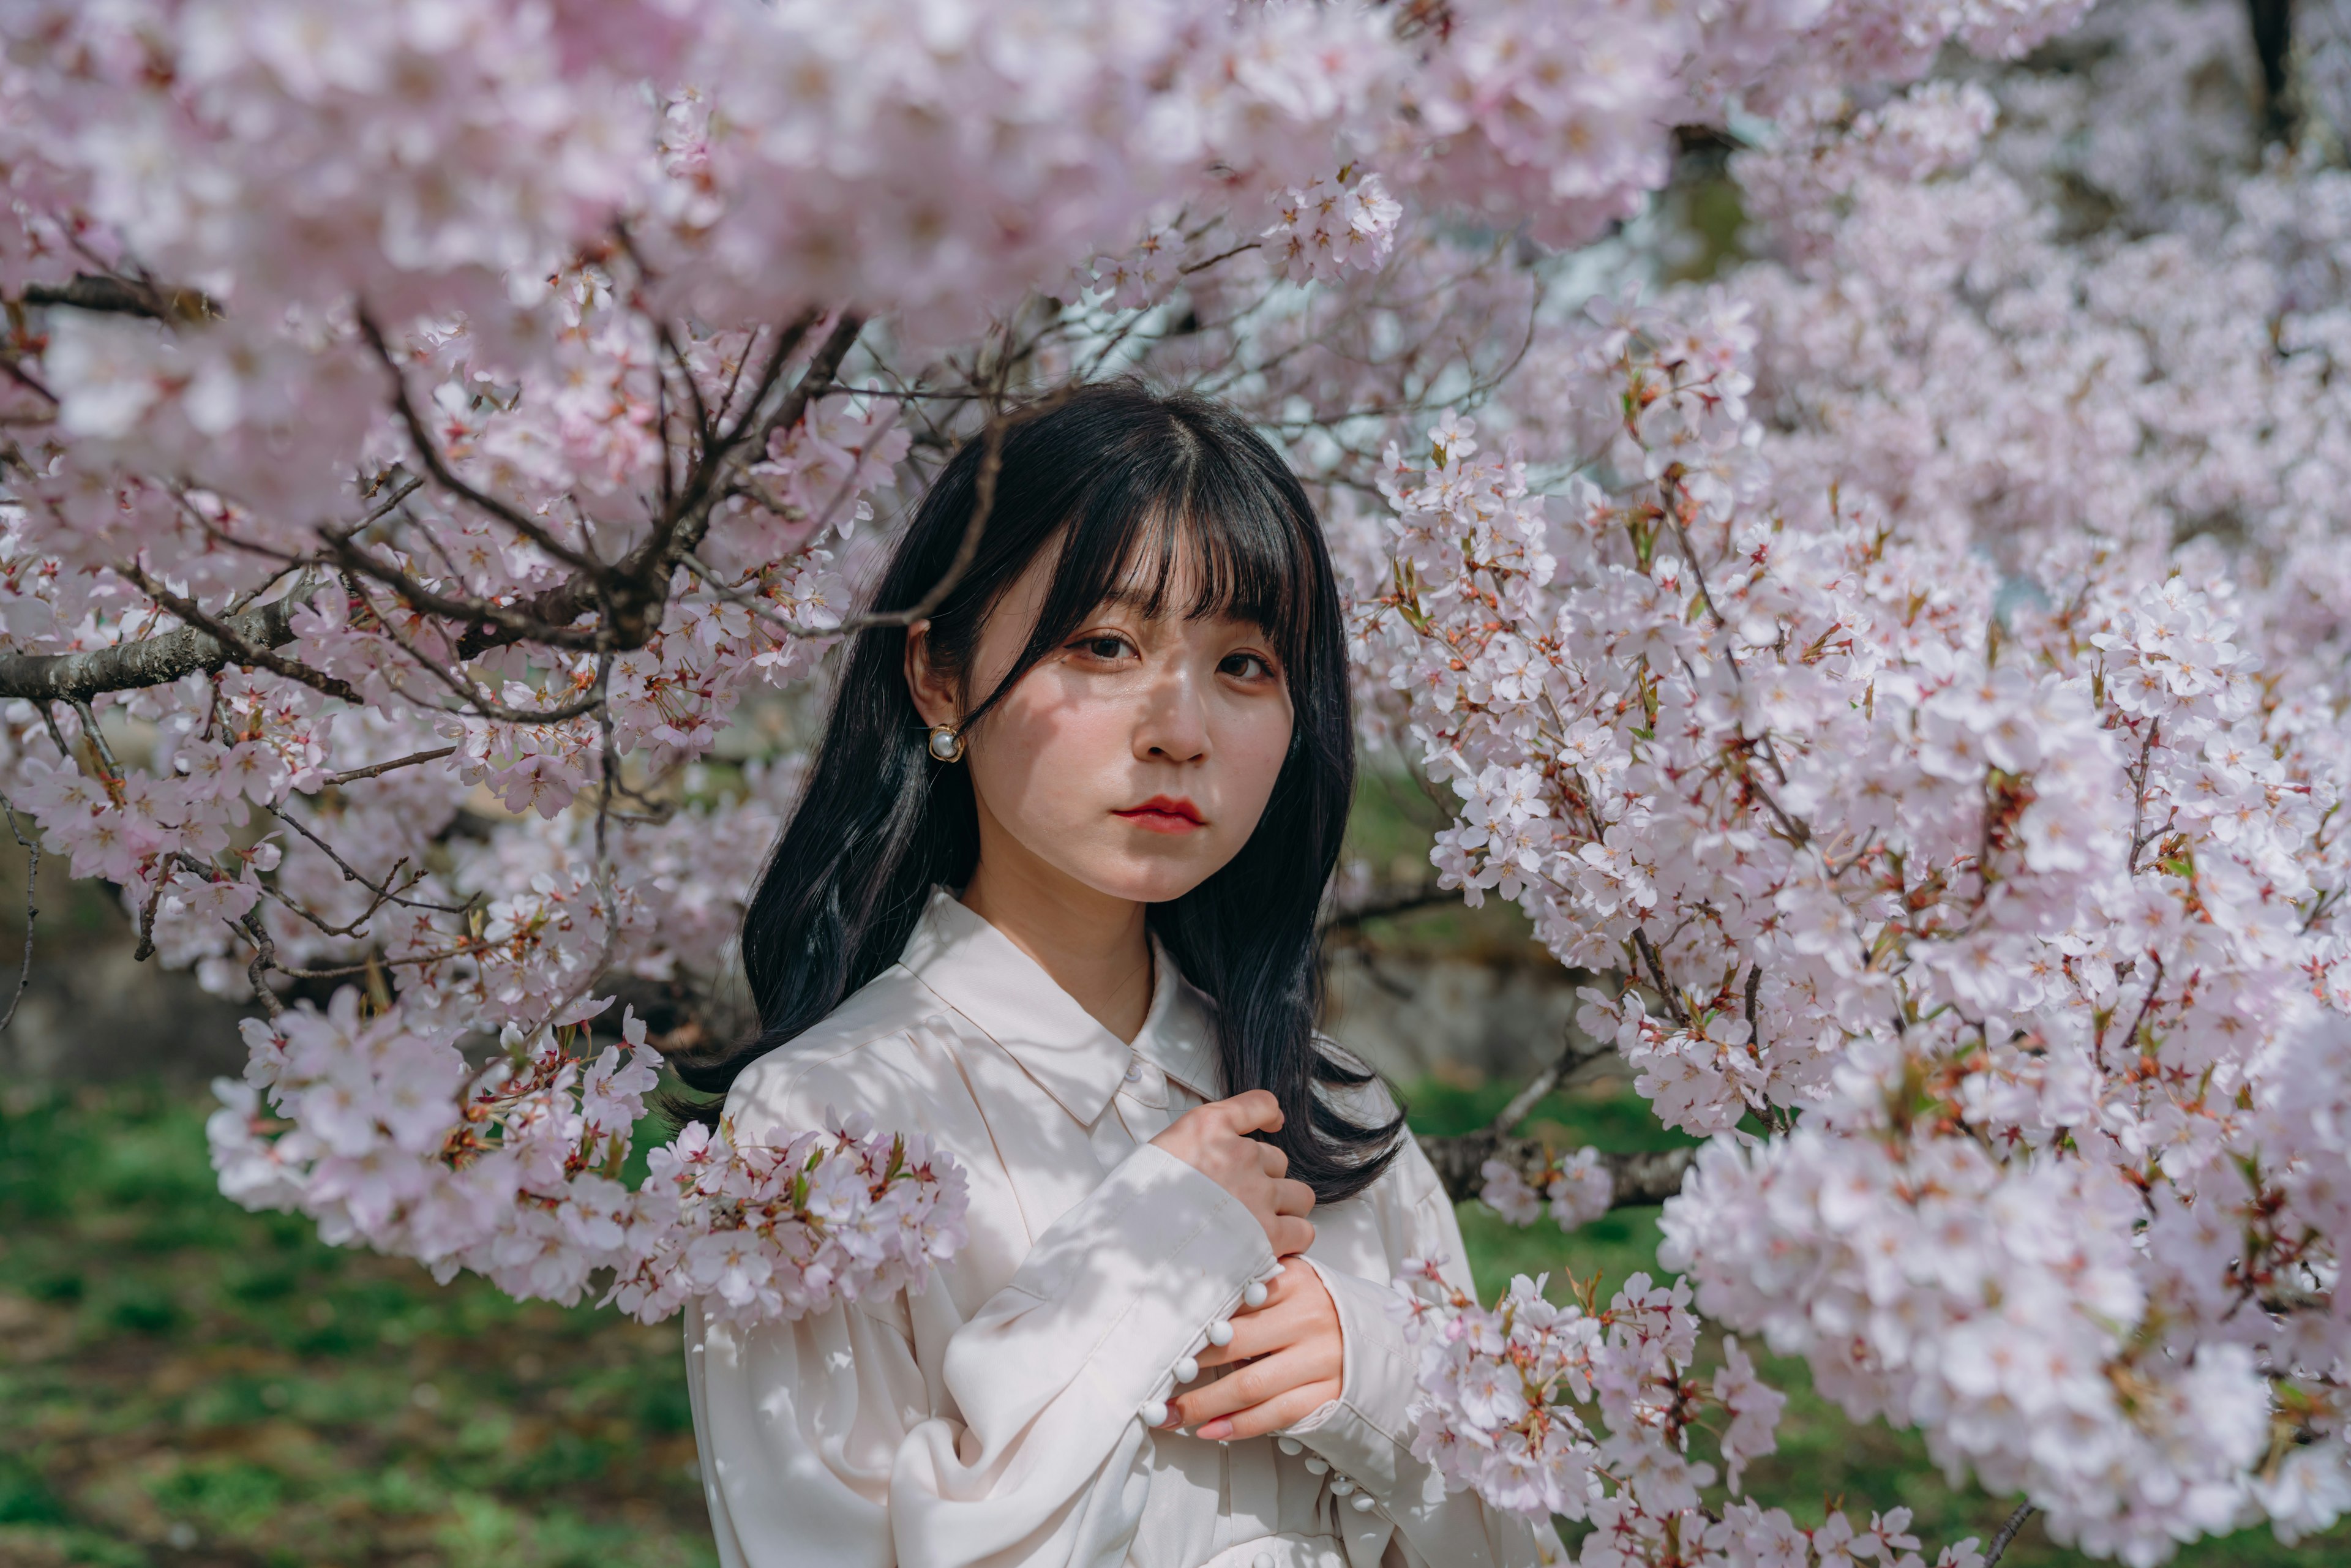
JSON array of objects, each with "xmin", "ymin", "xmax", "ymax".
[
  {"xmin": 1206, "ymin": 1320, "xmax": 1234, "ymax": 1346},
  {"xmin": 1253, "ymin": 1555, "xmax": 1275, "ymax": 1568},
  {"xmin": 1351, "ymin": 1493, "xmax": 1375, "ymax": 1513},
  {"xmin": 1139, "ymin": 1400, "xmax": 1169, "ymax": 1427},
  {"xmin": 1174, "ymin": 1356, "xmax": 1199, "ymax": 1382},
  {"xmin": 1331, "ymin": 1476, "xmax": 1355, "ymax": 1496},
  {"xmin": 1124, "ymin": 1063, "xmax": 1141, "ymax": 1081},
  {"xmin": 1277, "ymin": 1437, "xmax": 1303, "ymax": 1455},
  {"xmin": 1303, "ymin": 1456, "xmax": 1329, "ymax": 1474},
  {"xmin": 1242, "ymin": 1280, "xmax": 1269, "ymax": 1308}
]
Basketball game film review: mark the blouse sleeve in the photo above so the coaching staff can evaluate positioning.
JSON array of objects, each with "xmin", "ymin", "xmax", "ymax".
[
  {"xmin": 1284, "ymin": 1138, "xmax": 1564, "ymax": 1568},
  {"xmin": 688, "ymin": 1141, "xmax": 1279, "ymax": 1568}
]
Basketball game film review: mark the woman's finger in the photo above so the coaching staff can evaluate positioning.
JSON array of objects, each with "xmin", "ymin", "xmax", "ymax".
[
  {"xmin": 1166, "ymin": 1343, "xmax": 1318, "ymax": 1428},
  {"xmin": 1214, "ymin": 1089, "xmax": 1284, "ymax": 1136},
  {"xmin": 1195, "ymin": 1380, "xmax": 1341, "ymax": 1443},
  {"xmin": 1192, "ymin": 1300, "xmax": 1300, "ymax": 1369},
  {"xmin": 1269, "ymin": 1176, "xmax": 1314, "ymax": 1217},
  {"xmin": 1267, "ymin": 1215, "xmax": 1315, "ymax": 1256},
  {"xmin": 1256, "ymin": 1141, "xmax": 1290, "ymax": 1180}
]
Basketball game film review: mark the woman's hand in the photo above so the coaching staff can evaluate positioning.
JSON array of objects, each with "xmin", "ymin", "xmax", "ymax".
[
  {"xmin": 1163, "ymin": 1259, "xmax": 1343, "ymax": 1440},
  {"xmin": 1150, "ymin": 1089, "xmax": 1316, "ymax": 1256}
]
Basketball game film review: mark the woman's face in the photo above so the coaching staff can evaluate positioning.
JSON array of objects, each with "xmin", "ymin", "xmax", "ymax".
[{"xmin": 906, "ymin": 542, "xmax": 1296, "ymax": 907}]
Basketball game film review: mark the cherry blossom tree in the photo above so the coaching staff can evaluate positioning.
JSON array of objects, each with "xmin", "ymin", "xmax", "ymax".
[{"xmin": 9, "ymin": 1, "xmax": 2344, "ymax": 1564}]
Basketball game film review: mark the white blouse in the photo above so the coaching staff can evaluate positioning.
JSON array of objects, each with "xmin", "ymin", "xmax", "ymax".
[{"xmin": 684, "ymin": 887, "xmax": 1559, "ymax": 1568}]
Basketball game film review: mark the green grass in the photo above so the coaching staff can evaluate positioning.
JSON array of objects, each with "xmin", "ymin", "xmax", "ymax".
[
  {"xmin": 1, "ymin": 1082, "xmax": 2342, "ymax": 1567},
  {"xmin": 0, "ymin": 1084, "xmax": 710, "ymax": 1568}
]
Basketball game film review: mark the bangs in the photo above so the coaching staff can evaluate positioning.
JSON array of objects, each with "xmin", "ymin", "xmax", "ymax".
[{"xmin": 1018, "ymin": 422, "xmax": 1321, "ymax": 679}]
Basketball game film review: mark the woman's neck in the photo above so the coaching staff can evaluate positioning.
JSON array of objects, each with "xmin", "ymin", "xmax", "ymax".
[{"xmin": 958, "ymin": 836, "xmax": 1155, "ymax": 1045}]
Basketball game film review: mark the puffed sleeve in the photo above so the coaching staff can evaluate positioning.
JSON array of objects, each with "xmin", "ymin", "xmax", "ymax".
[
  {"xmin": 688, "ymin": 1141, "xmax": 1280, "ymax": 1568},
  {"xmin": 1285, "ymin": 1138, "xmax": 1564, "ymax": 1568}
]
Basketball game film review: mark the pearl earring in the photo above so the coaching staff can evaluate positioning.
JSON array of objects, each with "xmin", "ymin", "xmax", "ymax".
[{"xmin": 926, "ymin": 722, "xmax": 966, "ymax": 762}]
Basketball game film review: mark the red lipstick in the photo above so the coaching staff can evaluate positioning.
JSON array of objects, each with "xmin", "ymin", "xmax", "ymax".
[{"xmin": 1114, "ymin": 795, "xmax": 1205, "ymax": 834}]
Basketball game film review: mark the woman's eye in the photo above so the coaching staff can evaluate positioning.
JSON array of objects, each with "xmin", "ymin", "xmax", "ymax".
[
  {"xmin": 1220, "ymin": 651, "xmax": 1275, "ymax": 680},
  {"xmin": 1076, "ymin": 635, "xmax": 1132, "ymax": 661}
]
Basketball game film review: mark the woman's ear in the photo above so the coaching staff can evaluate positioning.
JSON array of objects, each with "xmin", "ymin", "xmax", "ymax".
[{"xmin": 903, "ymin": 619, "xmax": 959, "ymax": 730}]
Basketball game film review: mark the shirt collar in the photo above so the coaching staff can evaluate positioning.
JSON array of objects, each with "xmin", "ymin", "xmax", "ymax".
[{"xmin": 898, "ymin": 887, "xmax": 1220, "ymax": 1123}]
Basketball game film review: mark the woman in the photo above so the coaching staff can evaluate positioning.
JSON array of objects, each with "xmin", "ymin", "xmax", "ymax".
[{"xmin": 675, "ymin": 383, "xmax": 1554, "ymax": 1568}]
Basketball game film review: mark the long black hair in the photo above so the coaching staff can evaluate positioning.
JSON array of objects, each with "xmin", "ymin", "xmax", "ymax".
[{"xmin": 673, "ymin": 380, "xmax": 1403, "ymax": 1204}]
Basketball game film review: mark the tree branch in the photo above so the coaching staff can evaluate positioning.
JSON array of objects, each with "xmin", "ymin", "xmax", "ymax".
[
  {"xmin": 118, "ymin": 563, "xmax": 365, "ymax": 706},
  {"xmin": 1417, "ymin": 1128, "xmax": 1695, "ymax": 1212},
  {"xmin": 358, "ymin": 309, "xmax": 606, "ymax": 576},
  {"xmin": 319, "ymin": 746, "xmax": 459, "ymax": 787},
  {"xmin": 1319, "ymin": 881, "xmax": 1460, "ymax": 935},
  {"xmin": 830, "ymin": 381, "xmax": 1041, "ymax": 636},
  {"xmin": 0, "ymin": 596, "xmax": 316, "ymax": 703},
  {"xmin": 21, "ymin": 272, "xmax": 219, "ymax": 321},
  {"xmin": 1485, "ymin": 1023, "xmax": 1611, "ymax": 1138},
  {"xmin": 1982, "ymin": 1501, "xmax": 2036, "ymax": 1567}
]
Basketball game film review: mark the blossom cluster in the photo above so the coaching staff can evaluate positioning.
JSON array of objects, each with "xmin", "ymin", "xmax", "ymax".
[
  {"xmin": 1392, "ymin": 1261, "xmax": 1985, "ymax": 1568},
  {"xmin": 1480, "ymin": 1148, "xmax": 1613, "ymax": 1233},
  {"xmin": 1352, "ymin": 181, "xmax": 2346, "ymax": 1558},
  {"xmin": 207, "ymin": 991, "xmax": 968, "ymax": 1324}
]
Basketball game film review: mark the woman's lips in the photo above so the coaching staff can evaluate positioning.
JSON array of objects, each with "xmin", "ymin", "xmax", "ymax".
[{"xmin": 1113, "ymin": 795, "xmax": 1205, "ymax": 834}]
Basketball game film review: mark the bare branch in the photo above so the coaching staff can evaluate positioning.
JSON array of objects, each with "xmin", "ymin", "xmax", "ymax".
[
  {"xmin": 263, "ymin": 801, "xmax": 474, "ymax": 917},
  {"xmin": 1632, "ymin": 926, "xmax": 1693, "ymax": 1028},
  {"xmin": 320, "ymin": 745, "xmax": 459, "ymax": 787},
  {"xmin": 1982, "ymin": 1502, "xmax": 2035, "ymax": 1567},
  {"xmin": 2, "ymin": 306, "xmax": 864, "ymax": 711},
  {"xmin": 831, "ymin": 384, "xmax": 1039, "ymax": 636},
  {"xmin": 1, "ymin": 353, "xmax": 58, "ymax": 405},
  {"xmin": 358, "ymin": 309, "xmax": 605, "ymax": 576}
]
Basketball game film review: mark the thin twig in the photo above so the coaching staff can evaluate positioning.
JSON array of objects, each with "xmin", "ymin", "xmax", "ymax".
[
  {"xmin": 320, "ymin": 746, "xmax": 459, "ymax": 787},
  {"xmin": 338, "ymin": 568, "xmax": 608, "ymax": 725},
  {"xmin": 2126, "ymin": 718, "xmax": 2165, "ymax": 874},
  {"xmin": 1484, "ymin": 1021, "xmax": 1609, "ymax": 1138},
  {"xmin": 831, "ymin": 391, "xmax": 1040, "ymax": 635},
  {"xmin": 2118, "ymin": 951, "xmax": 2167, "ymax": 1055},
  {"xmin": 1982, "ymin": 1501, "xmax": 2035, "ymax": 1567},
  {"xmin": 231, "ymin": 909, "xmax": 285, "ymax": 1020},
  {"xmin": 1319, "ymin": 883, "xmax": 1461, "ymax": 935},
  {"xmin": 678, "ymin": 552, "xmax": 830, "ymax": 639},
  {"xmin": 515, "ymin": 656, "xmax": 620, "ymax": 1040},
  {"xmin": 358, "ymin": 309, "xmax": 604, "ymax": 576},
  {"xmin": 1, "ymin": 354, "xmax": 59, "ymax": 406},
  {"xmin": 1632, "ymin": 926, "xmax": 1693, "ymax": 1028},
  {"xmin": 263, "ymin": 802, "xmax": 473, "ymax": 916},
  {"xmin": 67, "ymin": 697, "xmax": 124, "ymax": 782}
]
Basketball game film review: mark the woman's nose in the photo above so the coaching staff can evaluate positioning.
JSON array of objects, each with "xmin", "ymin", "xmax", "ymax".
[{"xmin": 1134, "ymin": 668, "xmax": 1210, "ymax": 762}]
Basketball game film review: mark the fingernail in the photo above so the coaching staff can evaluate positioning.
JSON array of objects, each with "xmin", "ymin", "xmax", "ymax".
[{"xmin": 1199, "ymin": 1419, "xmax": 1232, "ymax": 1441}]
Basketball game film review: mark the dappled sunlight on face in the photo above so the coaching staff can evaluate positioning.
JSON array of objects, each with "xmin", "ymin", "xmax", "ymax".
[{"xmin": 958, "ymin": 546, "xmax": 1294, "ymax": 907}]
